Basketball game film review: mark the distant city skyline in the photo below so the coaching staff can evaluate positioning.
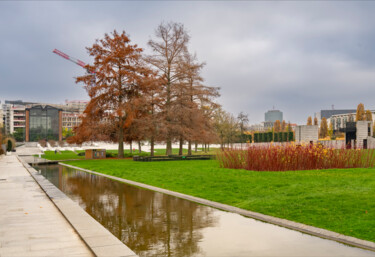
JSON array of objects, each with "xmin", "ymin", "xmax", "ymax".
[{"xmin": 2, "ymin": 1, "xmax": 375, "ymax": 124}]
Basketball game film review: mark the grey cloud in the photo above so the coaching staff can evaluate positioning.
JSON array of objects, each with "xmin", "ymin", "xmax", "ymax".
[{"xmin": 1, "ymin": 1, "xmax": 375, "ymax": 124}]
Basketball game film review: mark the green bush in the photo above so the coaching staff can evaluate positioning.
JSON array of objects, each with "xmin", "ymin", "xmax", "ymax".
[
  {"xmin": 279, "ymin": 132, "xmax": 283, "ymax": 142},
  {"xmin": 274, "ymin": 133, "xmax": 278, "ymax": 142},
  {"xmin": 78, "ymin": 152, "xmax": 85, "ymax": 156},
  {"xmin": 7, "ymin": 140, "xmax": 12, "ymax": 152},
  {"xmin": 106, "ymin": 152, "xmax": 117, "ymax": 158},
  {"xmin": 282, "ymin": 132, "xmax": 288, "ymax": 142},
  {"xmin": 288, "ymin": 131, "xmax": 294, "ymax": 141},
  {"xmin": 266, "ymin": 132, "xmax": 272, "ymax": 142}
]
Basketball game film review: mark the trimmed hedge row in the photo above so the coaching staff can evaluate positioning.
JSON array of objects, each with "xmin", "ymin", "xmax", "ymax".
[
  {"xmin": 241, "ymin": 134, "xmax": 252, "ymax": 143},
  {"xmin": 253, "ymin": 132, "xmax": 294, "ymax": 143}
]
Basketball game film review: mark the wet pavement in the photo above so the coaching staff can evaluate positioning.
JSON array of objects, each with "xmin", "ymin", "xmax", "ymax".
[{"xmin": 0, "ymin": 155, "xmax": 93, "ymax": 257}]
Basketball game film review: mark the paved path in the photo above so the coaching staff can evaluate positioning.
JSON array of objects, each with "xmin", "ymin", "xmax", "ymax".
[{"xmin": 0, "ymin": 155, "xmax": 93, "ymax": 257}]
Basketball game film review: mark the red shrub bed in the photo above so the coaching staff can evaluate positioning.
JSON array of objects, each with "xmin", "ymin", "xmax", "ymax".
[{"xmin": 217, "ymin": 144, "xmax": 375, "ymax": 171}]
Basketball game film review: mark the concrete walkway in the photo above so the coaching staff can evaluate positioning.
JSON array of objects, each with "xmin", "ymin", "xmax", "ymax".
[{"xmin": 0, "ymin": 155, "xmax": 93, "ymax": 256}]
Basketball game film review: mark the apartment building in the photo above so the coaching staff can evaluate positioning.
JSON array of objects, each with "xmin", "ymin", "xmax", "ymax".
[
  {"xmin": 2, "ymin": 99, "xmax": 87, "ymax": 139},
  {"xmin": 2, "ymin": 104, "xmax": 26, "ymax": 135}
]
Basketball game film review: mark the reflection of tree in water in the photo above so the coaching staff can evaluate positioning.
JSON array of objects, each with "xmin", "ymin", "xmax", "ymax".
[{"xmin": 58, "ymin": 166, "xmax": 218, "ymax": 257}]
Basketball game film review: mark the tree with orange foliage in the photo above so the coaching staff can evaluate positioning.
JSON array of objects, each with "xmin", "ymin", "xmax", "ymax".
[
  {"xmin": 175, "ymin": 52, "xmax": 220, "ymax": 155},
  {"xmin": 314, "ymin": 117, "xmax": 318, "ymax": 126},
  {"xmin": 70, "ymin": 30, "xmax": 154, "ymax": 158},
  {"xmin": 319, "ymin": 118, "xmax": 328, "ymax": 138},
  {"xmin": 274, "ymin": 120, "xmax": 281, "ymax": 133},
  {"xmin": 147, "ymin": 22, "xmax": 190, "ymax": 155},
  {"xmin": 281, "ymin": 120, "xmax": 286, "ymax": 132},
  {"xmin": 307, "ymin": 116, "xmax": 312, "ymax": 125},
  {"xmin": 148, "ymin": 22, "xmax": 219, "ymax": 155},
  {"xmin": 356, "ymin": 103, "xmax": 365, "ymax": 121},
  {"xmin": 365, "ymin": 110, "xmax": 373, "ymax": 121}
]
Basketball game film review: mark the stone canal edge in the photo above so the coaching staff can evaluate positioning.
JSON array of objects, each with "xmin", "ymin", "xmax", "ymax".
[
  {"xmin": 59, "ymin": 162, "xmax": 375, "ymax": 252},
  {"xmin": 17, "ymin": 156, "xmax": 138, "ymax": 257}
]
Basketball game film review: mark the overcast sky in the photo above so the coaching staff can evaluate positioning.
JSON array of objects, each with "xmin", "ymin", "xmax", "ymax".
[{"xmin": 1, "ymin": 1, "xmax": 375, "ymax": 124}]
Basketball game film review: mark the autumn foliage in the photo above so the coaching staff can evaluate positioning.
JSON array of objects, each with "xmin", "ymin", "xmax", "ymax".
[
  {"xmin": 68, "ymin": 24, "xmax": 220, "ymax": 157},
  {"xmin": 68, "ymin": 30, "xmax": 156, "ymax": 158},
  {"xmin": 218, "ymin": 144, "xmax": 375, "ymax": 171}
]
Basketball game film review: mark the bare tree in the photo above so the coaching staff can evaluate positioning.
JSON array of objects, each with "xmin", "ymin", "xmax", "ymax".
[
  {"xmin": 237, "ymin": 112, "xmax": 249, "ymax": 149},
  {"xmin": 147, "ymin": 22, "xmax": 190, "ymax": 155}
]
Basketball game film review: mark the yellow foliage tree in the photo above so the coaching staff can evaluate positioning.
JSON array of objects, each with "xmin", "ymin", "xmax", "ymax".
[
  {"xmin": 319, "ymin": 118, "xmax": 328, "ymax": 138},
  {"xmin": 281, "ymin": 120, "xmax": 286, "ymax": 132},
  {"xmin": 307, "ymin": 116, "xmax": 312, "ymax": 125},
  {"xmin": 365, "ymin": 110, "xmax": 372, "ymax": 121},
  {"xmin": 314, "ymin": 117, "xmax": 318, "ymax": 125},
  {"xmin": 356, "ymin": 103, "xmax": 365, "ymax": 121},
  {"xmin": 328, "ymin": 122, "xmax": 333, "ymax": 139},
  {"xmin": 274, "ymin": 120, "xmax": 281, "ymax": 133}
]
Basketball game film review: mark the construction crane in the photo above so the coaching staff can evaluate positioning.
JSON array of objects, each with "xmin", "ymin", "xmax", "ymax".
[{"xmin": 52, "ymin": 49, "xmax": 95, "ymax": 75}]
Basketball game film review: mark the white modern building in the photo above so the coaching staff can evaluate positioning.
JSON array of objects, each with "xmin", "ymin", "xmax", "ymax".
[{"xmin": 328, "ymin": 111, "xmax": 375, "ymax": 131}]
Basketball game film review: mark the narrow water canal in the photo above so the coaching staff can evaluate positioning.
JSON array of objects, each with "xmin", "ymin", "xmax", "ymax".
[{"xmin": 35, "ymin": 164, "xmax": 375, "ymax": 257}]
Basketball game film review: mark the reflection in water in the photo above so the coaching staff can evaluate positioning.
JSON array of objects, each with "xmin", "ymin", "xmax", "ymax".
[
  {"xmin": 36, "ymin": 165, "xmax": 375, "ymax": 257},
  {"xmin": 38, "ymin": 165, "xmax": 217, "ymax": 257}
]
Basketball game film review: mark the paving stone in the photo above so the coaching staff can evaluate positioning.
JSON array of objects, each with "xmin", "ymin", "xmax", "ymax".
[{"xmin": 0, "ymin": 155, "xmax": 93, "ymax": 257}]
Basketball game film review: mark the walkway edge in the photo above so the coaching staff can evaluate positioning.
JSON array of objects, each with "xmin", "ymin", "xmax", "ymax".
[
  {"xmin": 17, "ymin": 156, "xmax": 138, "ymax": 257},
  {"xmin": 60, "ymin": 162, "xmax": 375, "ymax": 252}
]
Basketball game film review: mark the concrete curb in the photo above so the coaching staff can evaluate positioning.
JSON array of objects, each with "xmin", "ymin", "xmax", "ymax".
[
  {"xmin": 17, "ymin": 156, "xmax": 138, "ymax": 257},
  {"xmin": 60, "ymin": 162, "xmax": 375, "ymax": 253}
]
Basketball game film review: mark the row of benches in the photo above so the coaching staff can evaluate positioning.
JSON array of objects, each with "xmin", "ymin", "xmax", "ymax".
[{"xmin": 133, "ymin": 155, "xmax": 216, "ymax": 162}]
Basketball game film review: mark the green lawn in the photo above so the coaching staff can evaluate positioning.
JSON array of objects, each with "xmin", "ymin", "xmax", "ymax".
[
  {"xmin": 40, "ymin": 151, "xmax": 85, "ymax": 160},
  {"xmin": 64, "ymin": 159, "xmax": 375, "ymax": 243},
  {"xmin": 40, "ymin": 148, "xmax": 218, "ymax": 160}
]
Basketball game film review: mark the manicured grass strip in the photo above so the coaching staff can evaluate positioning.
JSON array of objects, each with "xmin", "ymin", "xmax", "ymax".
[
  {"xmin": 64, "ymin": 159, "xmax": 375, "ymax": 243},
  {"xmin": 40, "ymin": 151, "xmax": 85, "ymax": 160},
  {"xmin": 40, "ymin": 148, "xmax": 218, "ymax": 160}
]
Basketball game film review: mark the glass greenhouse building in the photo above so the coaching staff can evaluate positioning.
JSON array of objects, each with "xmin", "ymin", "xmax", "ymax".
[{"xmin": 25, "ymin": 105, "xmax": 62, "ymax": 142}]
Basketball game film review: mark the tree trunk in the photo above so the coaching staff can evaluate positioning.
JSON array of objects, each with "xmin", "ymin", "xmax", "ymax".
[
  {"xmin": 118, "ymin": 125, "xmax": 124, "ymax": 158},
  {"xmin": 188, "ymin": 141, "xmax": 192, "ymax": 156},
  {"xmin": 195, "ymin": 142, "xmax": 198, "ymax": 152},
  {"xmin": 179, "ymin": 137, "xmax": 183, "ymax": 155},
  {"xmin": 138, "ymin": 141, "xmax": 141, "ymax": 153},
  {"xmin": 130, "ymin": 140, "xmax": 133, "ymax": 154},
  {"xmin": 166, "ymin": 139, "xmax": 172, "ymax": 155},
  {"xmin": 208, "ymin": 144, "xmax": 210, "ymax": 152},
  {"xmin": 204, "ymin": 144, "xmax": 207, "ymax": 153},
  {"xmin": 150, "ymin": 136, "xmax": 154, "ymax": 157}
]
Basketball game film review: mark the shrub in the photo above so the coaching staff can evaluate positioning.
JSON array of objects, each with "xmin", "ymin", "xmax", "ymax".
[
  {"xmin": 267, "ymin": 132, "xmax": 272, "ymax": 142},
  {"xmin": 7, "ymin": 140, "xmax": 12, "ymax": 152},
  {"xmin": 78, "ymin": 152, "xmax": 85, "ymax": 156},
  {"xmin": 254, "ymin": 133, "xmax": 259, "ymax": 143},
  {"xmin": 217, "ymin": 144, "xmax": 375, "ymax": 171},
  {"xmin": 106, "ymin": 152, "xmax": 117, "ymax": 158},
  {"xmin": 38, "ymin": 140, "xmax": 47, "ymax": 147},
  {"xmin": 288, "ymin": 131, "xmax": 294, "ymax": 141},
  {"xmin": 274, "ymin": 133, "xmax": 278, "ymax": 142}
]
